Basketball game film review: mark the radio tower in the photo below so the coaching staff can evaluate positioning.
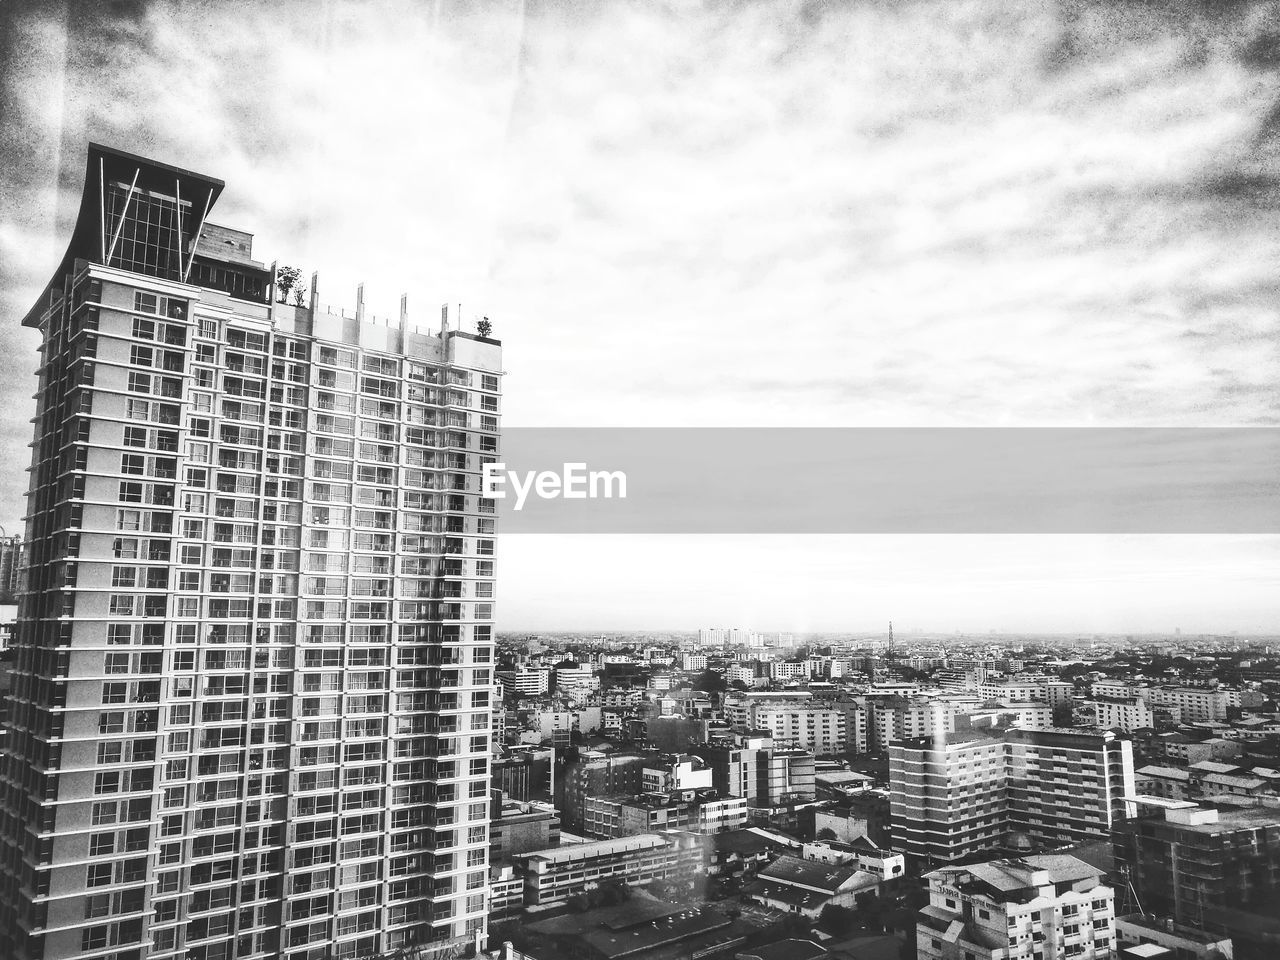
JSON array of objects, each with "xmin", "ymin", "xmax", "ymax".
[{"xmin": 887, "ymin": 620, "xmax": 895, "ymax": 671}]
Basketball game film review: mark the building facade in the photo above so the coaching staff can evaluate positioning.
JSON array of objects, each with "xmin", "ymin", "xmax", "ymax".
[
  {"xmin": 512, "ymin": 833, "xmax": 706, "ymax": 907},
  {"xmin": 1115, "ymin": 804, "xmax": 1280, "ymax": 960},
  {"xmin": 889, "ymin": 733, "xmax": 1008, "ymax": 864},
  {"xmin": 1004, "ymin": 727, "xmax": 1136, "ymax": 847},
  {"xmin": 891, "ymin": 728, "xmax": 1135, "ymax": 865},
  {"xmin": 0, "ymin": 536, "xmax": 23, "ymax": 603},
  {"xmin": 0, "ymin": 145, "xmax": 501, "ymax": 960},
  {"xmin": 917, "ymin": 854, "xmax": 1115, "ymax": 960}
]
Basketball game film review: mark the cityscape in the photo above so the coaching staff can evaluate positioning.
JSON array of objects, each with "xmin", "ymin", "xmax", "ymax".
[{"xmin": 2, "ymin": 4, "xmax": 1280, "ymax": 960}]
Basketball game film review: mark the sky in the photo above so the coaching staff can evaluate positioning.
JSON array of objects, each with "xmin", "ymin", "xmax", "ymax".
[{"xmin": 1, "ymin": 0, "xmax": 1278, "ymax": 633}]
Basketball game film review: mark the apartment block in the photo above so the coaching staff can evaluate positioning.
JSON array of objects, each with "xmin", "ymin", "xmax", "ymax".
[
  {"xmin": 1093, "ymin": 697, "xmax": 1155, "ymax": 733},
  {"xmin": 0, "ymin": 145, "xmax": 500, "ymax": 960},
  {"xmin": 506, "ymin": 667, "xmax": 550, "ymax": 698},
  {"xmin": 558, "ymin": 751, "xmax": 650, "ymax": 830},
  {"xmin": 968, "ymin": 702, "xmax": 1052, "ymax": 732},
  {"xmin": 552, "ymin": 663, "xmax": 597, "ymax": 702},
  {"xmin": 918, "ymin": 854, "xmax": 1115, "ymax": 960},
  {"xmin": 891, "ymin": 728, "xmax": 1135, "ymax": 865},
  {"xmin": 1091, "ymin": 684, "xmax": 1231, "ymax": 724},
  {"xmin": 692, "ymin": 734, "xmax": 816, "ymax": 805},
  {"xmin": 1114, "ymin": 804, "xmax": 1280, "ymax": 960},
  {"xmin": 889, "ymin": 732, "xmax": 1008, "ymax": 864},
  {"xmin": 1004, "ymin": 728, "xmax": 1135, "ymax": 846},
  {"xmin": 724, "ymin": 691, "xmax": 861, "ymax": 755},
  {"xmin": 681, "ymin": 653, "xmax": 708, "ymax": 672}
]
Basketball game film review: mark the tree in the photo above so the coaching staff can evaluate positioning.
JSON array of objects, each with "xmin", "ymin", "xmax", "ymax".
[
  {"xmin": 816, "ymin": 827, "xmax": 838, "ymax": 841},
  {"xmin": 693, "ymin": 669, "xmax": 726, "ymax": 692},
  {"xmin": 819, "ymin": 904, "xmax": 856, "ymax": 936},
  {"xmin": 599, "ymin": 878, "xmax": 631, "ymax": 905},
  {"xmin": 477, "ymin": 316, "xmax": 493, "ymax": 337},
  {"xmin": 293, "ymin": 285, "xmax": 306, "ymax": 307},
  {"xmin": 779, "ymin": 913, "xmax": 813, "ymax": 938},
  {"xmin": 276, "ymin": 265, "xmax": 301, "ymax": 303}
]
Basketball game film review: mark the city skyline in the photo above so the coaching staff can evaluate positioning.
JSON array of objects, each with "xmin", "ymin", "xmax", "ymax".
[{"xmin": 2, "ymin": 1, "xmax": 1279, "ymax": 633}]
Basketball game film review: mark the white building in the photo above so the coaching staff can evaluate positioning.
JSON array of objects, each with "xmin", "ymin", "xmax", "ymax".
[
  {"xmin": 511, "ymin": 666, "xmax": 551, "ymax": 696},
  {"xmin": 770, "ymin": 659, "xmax": 811, "ymax": 681},
  {"xmin": 554, "ymin": 662, "xmax": 598, "ymax": 701},
  {"xmin": 1094, "ymin": 696, "xmax": 1155, "ymax": 732},
  {"xmin": 681, "ymin": 653, "xmax": 709, "ymax": 672},
  {"xmin": 642, "ymin": 756, "xmax": 714, "ymax": 792},
  {"xmin": 918, "ymin": 855, "xmax": 1115, "ymax": 960}
]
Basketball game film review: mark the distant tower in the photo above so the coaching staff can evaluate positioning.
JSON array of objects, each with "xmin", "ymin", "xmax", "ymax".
[{"xmin": 887, "ymin": 620, "xmax": 895, "ymax": 665}]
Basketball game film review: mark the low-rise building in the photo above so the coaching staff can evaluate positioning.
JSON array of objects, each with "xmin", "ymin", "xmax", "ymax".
[
  {"xmin": 746, "ymin": 854, "xmax": 880, "ymax": 918},
  {"xmin": 490, "ymin": 864, "xmax": 527, "ymax": 919},
  {"xmin": 917, "ymin": 854, "xmax": 1115, "ymax": 960},
  {"xmin": 513, "ymin": 832, "xmax": 707, "ymax": 907},
  {"xmin": 1115, "ymin": 914, "xmax": 1234, "ymax": 960},
  {"xmin": 490, "ymin": 792, "xmax": 561, "ymax": 864},
  {"xmin": 1134, "ymin": 765, "xmax": 1191, "ymax": 803},
  {"xmin": 582, "ymin": 790, "xmax": 748, "ymax": 839}
]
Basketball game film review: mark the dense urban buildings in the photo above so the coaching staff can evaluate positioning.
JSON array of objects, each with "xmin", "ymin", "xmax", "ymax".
[
  {"xmin": 1, "ymin": 186, "xmax": 1277, "ymax": 960},
  {"xmin": 0, "ymin": 145, "xmax": 501, "ymax": 960}
]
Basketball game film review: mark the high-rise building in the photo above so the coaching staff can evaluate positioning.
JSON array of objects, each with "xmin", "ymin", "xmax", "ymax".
[
  {"xmin": 1004, "ymin": 727, "xmax": 1135, "ymax": 846},
  {"xmin": 890, "ymin": 728, "xmax": 1135, "ymax": 866},
  {"xmin": 0, "ymin": 536, "xmax": 24, "ymax": 602},
  {"xmin": 889, "ymin": 732, "xmax": 1008, "ymax": 864},
  {"xmin": 0, "ymin": 144, "xmax": 501, "ymax": 960}
]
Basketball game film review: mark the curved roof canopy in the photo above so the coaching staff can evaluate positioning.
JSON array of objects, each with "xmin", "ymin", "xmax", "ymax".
[{"xmin": 21, "ymin": 143, "xmax": 224, "ymax": 328}]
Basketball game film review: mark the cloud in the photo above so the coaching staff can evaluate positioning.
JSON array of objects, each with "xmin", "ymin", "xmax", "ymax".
[{"xmin": 1, "ymin": 0, "xmax": 1278, "ymax": 628}]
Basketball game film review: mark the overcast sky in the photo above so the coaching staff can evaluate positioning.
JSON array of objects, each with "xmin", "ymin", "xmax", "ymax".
[{"xmin": 1, "ymin": 0, "xmax": 1278, "ymax": 633}]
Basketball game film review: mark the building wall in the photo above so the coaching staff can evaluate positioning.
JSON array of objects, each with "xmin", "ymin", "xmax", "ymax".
[
  {"xmin": 515, "ymin": 833, "xmax": 705, "ymax": 906},
  {"xmin": 891, "ymin": 729, "xmax": 1136, "ymax": 865},
  {"xmin": 889, "ymin": 736, "xmax": 1007, "ymax": 864}
]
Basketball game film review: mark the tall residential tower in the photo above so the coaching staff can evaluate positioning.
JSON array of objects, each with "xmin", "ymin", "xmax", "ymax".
[{"xmin": 0, "ymin": 145, "xmax": 502, "ymax": 960}]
